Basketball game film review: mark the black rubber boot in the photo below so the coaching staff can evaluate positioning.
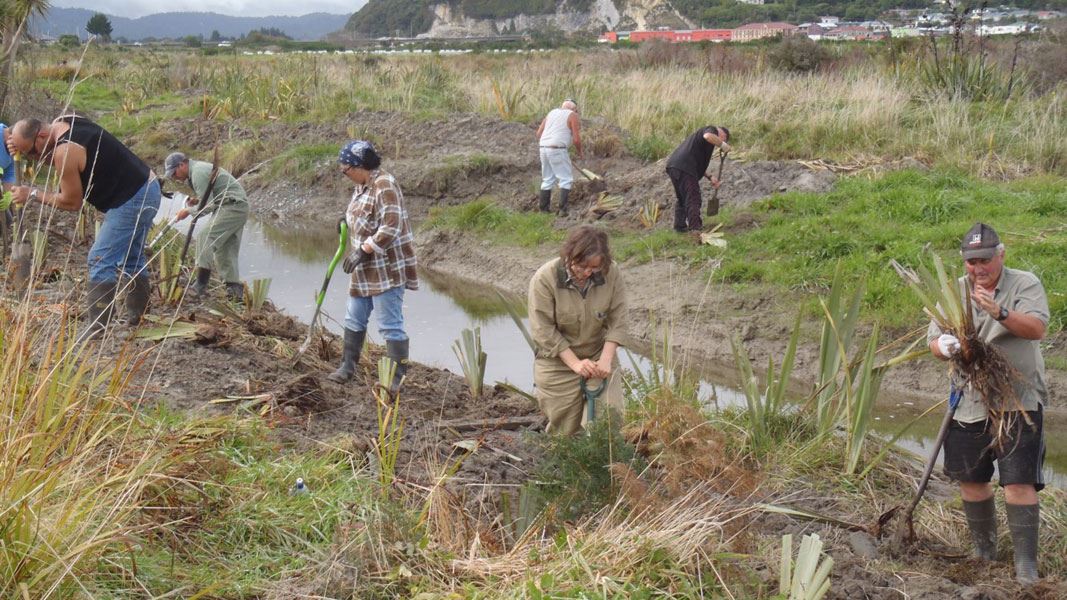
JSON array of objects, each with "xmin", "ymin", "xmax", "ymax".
[
  {"xmin": 191, "ymin": 267, "xmax": 211, "ymax": 297},
  {"xmin": 557, "ymin": 188, "xmax": 570, "ymax": 217},
  {"xmin": 963, "ymin": 497, "xmax": 998, "ymax": 561},
  {"xmin": 225, "ymin": 282, "xmax": 245, "ymax": 302},
  {"xmin": 326, "ymin": 328, "xmax": 365, "ymax": 383},
  {"xmin": 538, "ymin": 189, "xmax": 552, "ymax": 213},
  {"xmin": 78, "ymin": 281, "xmax": 116, "ymax": 343},
  {"xmin": 125, "ymin": 274, "xmax": 152, "ymax": 326},
  {"xmin": 1006, "ymin": 503, "xmax": 1040, "ymax": 585},
  {"xmin": 385, "ymin": 338, "xmax": 409, "ymax": 394}
]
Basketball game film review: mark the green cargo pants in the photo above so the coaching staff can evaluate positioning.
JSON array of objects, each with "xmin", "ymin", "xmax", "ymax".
[
  {"xmin": 534, "ymin": 353, "xmax": 624, "ymax": 436},
  {"xmin": 195, "ymin": 200, "xmax": 248, "ymax": 283}
]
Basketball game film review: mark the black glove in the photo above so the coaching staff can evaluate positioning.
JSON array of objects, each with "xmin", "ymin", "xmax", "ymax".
[
  {"xmin": 337, "ymin": 215, "xmax": 347, "ymax": 234},
  {"xmin": 342, "ymin": 248, "xmax": 374, "ymax": 274}
]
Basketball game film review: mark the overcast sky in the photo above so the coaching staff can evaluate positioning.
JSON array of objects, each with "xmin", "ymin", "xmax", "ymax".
[{"xmin": 51, "ymin": 1, "xmax": 357, "ymax": 18}]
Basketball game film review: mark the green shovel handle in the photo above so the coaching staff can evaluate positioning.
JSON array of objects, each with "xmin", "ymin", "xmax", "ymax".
[{"xmin": 315, "ymin": 221, "xmax": 349, "ymax": 307}]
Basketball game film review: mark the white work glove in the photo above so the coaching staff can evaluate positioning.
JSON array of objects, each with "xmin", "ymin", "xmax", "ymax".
[{"xmin": 937, "ymin": 333, "xmax": 961, "ymax": 357}]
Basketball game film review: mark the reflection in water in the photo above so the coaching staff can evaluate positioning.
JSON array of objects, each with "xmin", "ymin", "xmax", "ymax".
[{"xmin": 154, "ymin": 197, "xmax": 1064, "ymax": 487}]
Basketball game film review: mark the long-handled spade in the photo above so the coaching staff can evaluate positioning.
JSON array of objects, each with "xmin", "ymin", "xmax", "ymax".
[
  {"xmin": 887, "ymin": 383, "xmax": 963, "ymax": 549},
  {"xmin": 705, "ymin": 148, "xmax": 729, "ymax": 217},
  {"xmin": 581, "ymin": 376, "xmax": 607, "ymax": 428},
  {"xmin": 292, "ymin": 221, "xmax": 348, "ymax": 367},
  {"xmin": 9, "ymin": 152, "xmax": 33, "ymax": 289}
]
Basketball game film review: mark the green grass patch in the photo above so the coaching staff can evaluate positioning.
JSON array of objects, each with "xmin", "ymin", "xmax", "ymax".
[
  {"xmin": 268, "ymin": 143, "xmax": 339, "ymax": 185},
  {"xmin": 112, "ymin": 427, "xmax": 377, "ymax": 597},
  {"xmin": 34, "ymin": 76, "xmax": 121, "ymax": 113},
  {"xmin": 424, "ymin": 198, "xmax": 562, "ymax": 247},
  {"xmin": 714, "ymin": 169, "xmax": 1067, "ymax": 332}
]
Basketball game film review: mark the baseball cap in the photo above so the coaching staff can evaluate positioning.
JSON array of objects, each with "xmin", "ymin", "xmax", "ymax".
[
  {"xmin": 163, "ymin": 152, "xmax": 187, "ymax": 179},
  {"xmin": 960, "ymin": 222, "xmax": 1001, "ymax": 260}
]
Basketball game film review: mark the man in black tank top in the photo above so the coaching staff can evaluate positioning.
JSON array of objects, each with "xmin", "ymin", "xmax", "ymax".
[
  {"xmin": 6, "ymin": 116, "xmax": 161, "ymax": 341},
  {"xmin": 665, "ymin": 125, "xmax": 731, "ymax": 236}
]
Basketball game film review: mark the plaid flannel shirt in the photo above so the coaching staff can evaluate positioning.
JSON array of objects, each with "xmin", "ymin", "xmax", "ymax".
[{"xmin": 345, "ymin": 169, "xmax": 418, "ymax": 297}]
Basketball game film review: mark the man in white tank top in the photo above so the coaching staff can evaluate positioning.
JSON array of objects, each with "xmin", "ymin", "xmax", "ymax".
[{"xmin": 535, "ymin": 99, "xmax": 583, "ymax": 216}]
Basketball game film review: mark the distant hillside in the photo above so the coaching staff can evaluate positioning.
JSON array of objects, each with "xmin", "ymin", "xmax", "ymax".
[
  {"xmin": 345, "ymin": 0, "xmax": 687, "ymax": 39},
  {"xmin": 31, "ymin": 7, "xmax": 363, "ymax": 41}
]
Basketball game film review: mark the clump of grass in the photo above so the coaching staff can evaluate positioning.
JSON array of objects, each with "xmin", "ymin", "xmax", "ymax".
[{"xmin": 425, "ymin": 198, "xmax": 562, "ymax": 247}]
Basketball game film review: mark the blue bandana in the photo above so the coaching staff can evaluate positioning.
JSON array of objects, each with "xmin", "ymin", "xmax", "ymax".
[{"xmin": 339, "ymin": 140, "xmax": 374, "ymax": 168}]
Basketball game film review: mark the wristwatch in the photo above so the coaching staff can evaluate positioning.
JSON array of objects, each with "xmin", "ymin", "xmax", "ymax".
[
  {"xmin": 28, "ymin": 188, "xmax": 39, "ymax": 202},
  {"xmin": 996, "ymin": 306, "xmax": 1009, "ymax": 321}
]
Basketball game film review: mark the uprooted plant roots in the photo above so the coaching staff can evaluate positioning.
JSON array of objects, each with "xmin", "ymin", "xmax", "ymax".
[{"xmin": 953, "ymin": 333, "xmax": 1028, "ymax": 447}]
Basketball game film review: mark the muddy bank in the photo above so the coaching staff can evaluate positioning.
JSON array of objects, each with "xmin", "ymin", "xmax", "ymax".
[{"xmin": 204, "ymin": 107, "xmax": 1062, "ymax": 409}]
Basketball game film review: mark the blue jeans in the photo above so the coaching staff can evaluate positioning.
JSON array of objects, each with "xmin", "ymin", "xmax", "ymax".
[
  {"xmin": 344, "ymin": 285, "xmax": 407, "ymax": 341},
  {"xmin": 87, "ymin": 178, "xmax": 161, "ymax": 283}
]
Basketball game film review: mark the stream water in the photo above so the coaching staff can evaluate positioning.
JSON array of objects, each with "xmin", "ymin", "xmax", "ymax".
[{"xmin": 155, "ymin": 198, "xmax": 1065, "ymax": 488}]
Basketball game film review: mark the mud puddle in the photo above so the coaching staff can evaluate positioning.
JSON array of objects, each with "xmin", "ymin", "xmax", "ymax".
[{"xmin": 156, "ymin": 197, "xmax": 1065, "ymax": 487}]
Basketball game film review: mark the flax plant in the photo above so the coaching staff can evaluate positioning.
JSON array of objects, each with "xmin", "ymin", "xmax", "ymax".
[
  {"xmin": 244, "ymin": 278, "xmax": 271, "ymax": 313},
  {"xmin": 730, "ymin": 310, "xmax": 801, "ymax": 457},
  {"xmin": 452, "ymin": 327, "xmax": 487, "ymax": 398},
  {"xmin": 779, "ymin": 533, "xmax": 833, "ymax": 600},
  {"xmin": 812, "ymin": 264, "xmax": 864, "ymax": 437},
  {"xmin": 891, "ymin": 253, "xmax": 1024, "ymax": 445}
]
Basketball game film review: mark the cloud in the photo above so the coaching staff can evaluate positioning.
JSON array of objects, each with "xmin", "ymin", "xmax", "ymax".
[{"xmin": 51, "ymin": 0, "xmax": 356, "ymax": 18}]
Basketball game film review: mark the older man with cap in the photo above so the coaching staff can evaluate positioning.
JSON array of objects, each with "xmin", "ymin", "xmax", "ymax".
[
  {"xmin": 164, "ymin": 151, "xmax": 249, "ymax": 300},
  {"xmin": 5, "ymin": 115, "xmax": 159, "ymax": 339},
  {"xmin": 535, "ymin": 99, "xmax": 583, "ymax": 216},
  {"xmin": 326, "ymin": 140, "xmax": 417, "ymax": 393},
  {"xmin": 928, "ymin": 222, "xmax": 1049, "ymax": 585}
]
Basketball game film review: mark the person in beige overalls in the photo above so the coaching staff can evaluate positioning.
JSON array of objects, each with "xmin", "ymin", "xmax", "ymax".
[{"xmin": 528, "ymin": 226, "xmax": 626, "ymax": 435}]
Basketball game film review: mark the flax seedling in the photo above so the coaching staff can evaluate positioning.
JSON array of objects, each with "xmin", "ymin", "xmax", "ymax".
[
  {"xmin": 637, "ymin": 198, "xmax": 661, "ymax": 229},
  {"xmin": 779, "ymin": 533, "xmax": 833, "ymax": 600},
  {"xmin": 244, "ymin": 278, "xmax": 271, "ymax": 313},
  {"xmin": 812, "ymin": 263, "xmax": 864, "ymax": 437},
  {"xmin": 373, "ymin": 357, "xmax": 404, "ymax": 497},
  {"xmin": 730, "ymin": 310, "xmax": 800, "ymax": 457},
  {"xmin": 452, "ymin": 327, "xmax": 487, "ymax": 398}
]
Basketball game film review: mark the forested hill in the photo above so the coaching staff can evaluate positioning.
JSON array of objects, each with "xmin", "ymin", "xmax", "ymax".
[{"xmin": 33, "ymin": 7, "xmax": 357, "ymax": 41}]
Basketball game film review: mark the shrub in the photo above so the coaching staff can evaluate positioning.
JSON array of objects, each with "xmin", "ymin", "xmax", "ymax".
[{"xmin": 769, "ymin": 36, "xmax": 829, "ymax": 73}]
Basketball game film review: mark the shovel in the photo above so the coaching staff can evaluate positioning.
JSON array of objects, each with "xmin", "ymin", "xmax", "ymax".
[
  {"xmin": 9, "ymin": 153, "xmax": 33, "ymax": 289},
  {"xmin": 705, "ymin": 148, "xmax": 729, "ymax": 217},
  {"xmin": 292, "ymin": 221, "xmax": 348, "ymax": 366},
  {"xmin": 581, "ymin": 376, "xmax": 607, "ymax": 427},
  {"xmin": 888, "ymin": 383, "xmax": 963, "ymax": 547}
]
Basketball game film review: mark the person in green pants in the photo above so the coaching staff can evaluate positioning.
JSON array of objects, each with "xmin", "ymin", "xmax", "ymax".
[{"xmin": 164, "ymin": 151, "xmax": 249, "ymax": 300}]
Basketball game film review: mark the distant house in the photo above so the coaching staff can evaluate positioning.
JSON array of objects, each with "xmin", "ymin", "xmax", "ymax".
[
  {"xmin": 737, "ymin": 0, "xmax": 764, "ymax": 4},
  {"xmin": 823, "ymin": 25, "xmax": 888, "ymax": 41},
  {"xmin": 599, "ymin": 31, "xmax": 618, "ymax": 43},
  {"xmin": 817, "ymin": 16, "xmax": 840, "ymax": 28},
  {"xmin": 732, "ymin": 22, "xmax": 798, "ymax": 42},
  {"xmin": 797, "ymin": 23, "xmax": 827, "ymax": 40}
]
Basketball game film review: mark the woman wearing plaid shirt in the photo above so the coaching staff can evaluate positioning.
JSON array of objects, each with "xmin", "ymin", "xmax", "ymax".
[{"xmin": 327, "ymin": 141, "xmax": 418, "ymax": 392}]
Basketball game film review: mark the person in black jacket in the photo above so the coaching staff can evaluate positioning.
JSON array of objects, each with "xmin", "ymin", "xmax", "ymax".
[
  {"xmin": 665, "ymin": 125, "xmax": 730, "ymax": 236},
  {"xmin": 7, "ymin": 115, "xmax": 160, "ymax": 340}
]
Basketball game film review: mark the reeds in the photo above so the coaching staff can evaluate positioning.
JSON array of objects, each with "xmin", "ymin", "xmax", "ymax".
[{"xmin": 373, "ymin": 357, "xmax": 403, "ymax": 498}]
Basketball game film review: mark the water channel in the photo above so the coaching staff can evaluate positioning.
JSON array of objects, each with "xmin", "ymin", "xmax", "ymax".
[{"xmin": 155, "ymin": 198, "xmax": 1065, "ymax": 488}]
